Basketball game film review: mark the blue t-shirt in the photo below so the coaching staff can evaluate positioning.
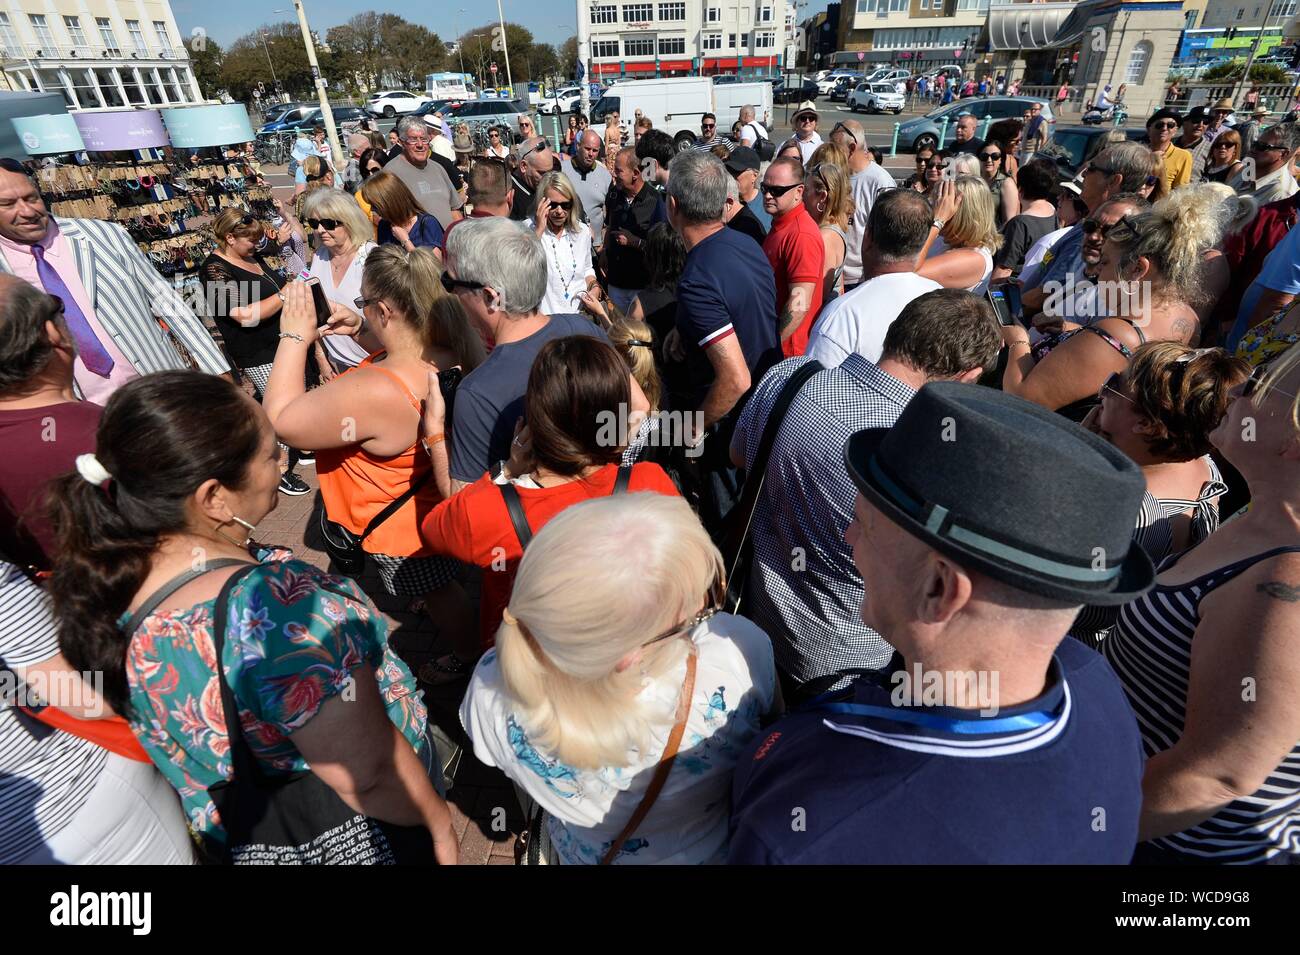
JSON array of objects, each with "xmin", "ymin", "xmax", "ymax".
[
  {"xmin": 673, "ymin": 227, "xmax": 780, "ymax": 411},
  {"xmin": 376, "ymin": 211, "xmax": 445, "ymax": 252},
  {"xmin": 1229, "ymin": 223, "xmax": 1300, "ymax": 350},
  {"xmin": 746, "ymin": 193, "xmax": 773, "ymax": 233},
  {"xmin": 728, "ymin": 638, "xmax": 1145, "ymax": 864},
  {"xmin": 450, "ymin": 314, "xmax": 606, "ymax": 483}
]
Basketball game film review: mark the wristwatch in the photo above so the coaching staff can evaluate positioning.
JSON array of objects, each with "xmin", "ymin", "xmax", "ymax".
[{"xmin": 932, "ymin": 217, "xmax": 946, "ymax": 231}]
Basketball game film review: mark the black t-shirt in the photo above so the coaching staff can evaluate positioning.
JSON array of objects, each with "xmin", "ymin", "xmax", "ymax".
[
  {"xmin": 508, "ymin": 156, "xmax": 563, "ymax": 221},
  {"xmin": 952, "ymin": 136, "xmax": 985, "ymax": 156},
  {"xmin": 727, "ymin": 205, "xmax": 768, "ymax": 247},
  {"xmin": 430, "ymin": 151, "xmax": 465, "ymax": 191},
  {"xmin": 200, "ymin": 253, "xmax": 286, "ymax": 369},
  {"xmin": 994, "ymin": 213, "xmax": 1057, "ymax": 277},
  {"xmin": 604, "ymin": 182, "xmax": 668, "ymax": 290}
]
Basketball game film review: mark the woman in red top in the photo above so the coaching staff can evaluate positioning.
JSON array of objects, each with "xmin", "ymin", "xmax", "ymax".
[
  {"xmin": 263, "ymin": 246, "xmax": 485, "ymax": 675},
  {"xmin": 420, "ymin": 336, "xmax": 679, "ymax": 673}
]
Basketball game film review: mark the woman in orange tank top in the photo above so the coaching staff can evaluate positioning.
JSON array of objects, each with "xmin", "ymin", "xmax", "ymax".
[{"xmin": 262, "ymin": 244, "xmax": 486, "ymax": 677}]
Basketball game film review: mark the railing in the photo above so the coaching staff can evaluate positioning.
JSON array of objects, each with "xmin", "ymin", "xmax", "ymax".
[{"xmin": 8, "ymin": 42, "xmax": 178, "ymax": 61}]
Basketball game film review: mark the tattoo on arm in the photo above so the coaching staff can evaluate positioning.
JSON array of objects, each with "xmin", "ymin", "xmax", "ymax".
[
  {"xmin": 1170, "ymin": 317, "xmax": 1196, "ymax": 342},
  {"xmin": 1257, "ymin": 581, "xmax": 1300, "ymax": 602}
]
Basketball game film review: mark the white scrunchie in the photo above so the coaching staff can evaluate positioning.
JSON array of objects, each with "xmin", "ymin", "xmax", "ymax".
[{"xmin": 75, "ymin": 453, "xmax": 112, "ymax": 487}]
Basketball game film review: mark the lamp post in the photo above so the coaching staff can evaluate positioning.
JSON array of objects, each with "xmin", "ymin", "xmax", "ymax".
[
  {"xmin": 455, "ymin": 9, "xmax": 466, "ymax": 78},
  {"xmin": 259, "ymin": 31, "xmax": 280, "ymax": 97},
  {"xmin": 274, "ymin": 2, "xmax": 343, "ymax": 169},
  {"xmin": 495, "ymin": 0, "xmax": 514, "ymax": 93}
]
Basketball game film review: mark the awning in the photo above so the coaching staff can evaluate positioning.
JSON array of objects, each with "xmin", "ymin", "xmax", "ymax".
[
  {"xmin": 987, "ymin": 1, "xmax": 1084, "ymax": 51},
  {"xmin": 1045, "ymin": 0, "xmax": 1110, "ymax": 50}
]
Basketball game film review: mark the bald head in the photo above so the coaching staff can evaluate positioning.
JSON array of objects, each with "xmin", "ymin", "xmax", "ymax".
[
  {"xmin": 574, "ymin": 128, "xmax": 603, "ymax": 170},
  {"xmin": 739, "ymin": 105, "xmax": 755, "ymax": 124},
  {"xmin": 516, "ymin": 135, "xmax": 553, "ymax": 187}
]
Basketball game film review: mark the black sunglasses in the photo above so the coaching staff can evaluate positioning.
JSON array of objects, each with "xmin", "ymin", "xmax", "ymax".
[
  {"xmin": 702, "ymin": 123, "xmax": 715, "ymax": 130},
  {"xmin": 440, "ymin": 272, "xmax": 485, "ymax": 294},
  {"xmin": 1251, "ymin": 141, "xmax": 1288, "ymax": 153},
  {"xmin": 760, "ymin": 181, "xmax": 801, "ymax": 198},
  {"xmin": 306, "ymin": 217, "xmax": 341, "ymax": 231},
  {"xmin": 979, "ymin": 151, "xmax": 1002, "ymax": 161},
  {"xmin": 1081, "ymin": 217, "xmax": 1117, "ymax": 236},
  {"xmin": 548, "ymin": 200, "xmax": 573, "ymax": 210},
  {"xmin": 1242, "ymin": 362, "xmax": 1271, "ymax": 399}
]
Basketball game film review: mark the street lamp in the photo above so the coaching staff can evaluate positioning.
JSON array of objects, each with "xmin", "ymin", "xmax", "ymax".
[
  {"xmin": 259, "ymin": 31, "xmax": 280, "ymax": 98},
  {"xmin": 455, "ymin": 9, "xmax": 466, "ymax": 78}
]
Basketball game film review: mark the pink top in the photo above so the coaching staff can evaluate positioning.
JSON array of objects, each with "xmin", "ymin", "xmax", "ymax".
[{"xmin": 0, "ymin": 222, "xmax": 137, "ymax": 404}]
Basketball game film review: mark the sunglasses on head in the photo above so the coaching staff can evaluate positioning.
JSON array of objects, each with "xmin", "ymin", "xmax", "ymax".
[
  {"xmin": 306, "ymin": 218, "xmax": 341, "ymax": 231},
  {"xmin": 760, "ymin": 181, "xmax": 800, "ymax": 197}
]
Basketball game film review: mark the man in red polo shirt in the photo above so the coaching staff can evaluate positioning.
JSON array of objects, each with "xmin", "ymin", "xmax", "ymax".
[{"xmin": 761, "ymin": 157, "xmax": 825, "ymax": 356}]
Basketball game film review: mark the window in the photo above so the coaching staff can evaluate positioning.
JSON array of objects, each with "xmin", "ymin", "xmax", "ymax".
[
  {"xmin": 624, "ymin": 37, "xmax": 655, "ymax": 56},
  {"xmin": 658, "ymin": 2, "xmax": 685, "ymax": 20},
  {"xmin": 755, "ymin": 32, "xmax": 775, "ymax": 49},
  {"xmin": 891, "ymin": 0, "xmax": 906, "ymax": 10},
  {"xmin": 592, "ymin": 39, "xmax": 620, "ymax": 57},
  {"xmin": 707, "ymin": 7, "xmax": 721, "ymax": 22},
  {"xmin": 740, "ymin": 32, "xmax": 749, "ymax": 48},
  {"xmin": 659, "ymin": 36, "xmax": 685, "ymax": 54},
  {"xmin": 96, "ymin": 17, "xmax": 119, "ymax": 51},
  {"xmin": 126, "ymin": 20, "xmax": 147, "ymax": 53},
  {"xmin": 64, "ymin": 16, "xmax": 88, "ymax": 47},
  {"xmin": 703, "ymin": 33, "xmax": 722, "ymax": 50},
  {"xmin": 623, "ymin": 3, "xmax": 654, "ymax": 22},
  {"xmin": 1125, "ymin": 40, "xmax": 1152, "ymax": 84},
  {"xmin": 152, "ymin": 21, "xmax": 169, "ymax": 48},
  {"xmin": 0, "ymin": 14, "xmax": 19, "ymax": 55},
  {"xmin": 591, "ymin": 5, "xmax": 617, "ymax": 24},
  {"xmin": 29, "ymin": 14, "xmax": 55, "ymax": 49},
  {"xmin": 760, "ymin": 5, "xmax": 772, "ymax": 21}
]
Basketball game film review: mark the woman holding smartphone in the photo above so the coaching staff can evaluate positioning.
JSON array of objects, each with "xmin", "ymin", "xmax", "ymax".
[{"xmin": 301, "ymin": 189, "xmax": 376, "ymax": 372}]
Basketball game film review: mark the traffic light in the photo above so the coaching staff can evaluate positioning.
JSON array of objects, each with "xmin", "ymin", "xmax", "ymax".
[{"xmin": 1226, "ymin": 27, "xmax": 1237, "ymax": 42}]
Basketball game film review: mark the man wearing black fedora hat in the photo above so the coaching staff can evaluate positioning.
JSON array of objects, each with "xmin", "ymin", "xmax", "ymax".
[{"xmin": 728, "ymin": 384, "xmax": 1154, "ymax": 864}]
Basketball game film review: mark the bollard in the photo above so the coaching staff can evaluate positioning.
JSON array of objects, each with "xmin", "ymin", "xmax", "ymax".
[
  {"xmin": 980, "ymin": 114, "xmax": 993, "ymax": 141},
  {"xmin": 890, "ymin": 122, "xmax": 900, "ymax": 157},
  {"xmin": 937, "ymin": 117, "xmax": 950, "ymax": 149}
]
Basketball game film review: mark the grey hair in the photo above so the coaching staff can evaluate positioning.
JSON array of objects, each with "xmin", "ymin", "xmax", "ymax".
[
  {"xmin": 445, "ymin": 217, "xmax": 548, "ymax": 315},
  {"xmin": 725, "ymin": 173, "xmax": 739, "ymax": 202},
  {"xmin": 300, "ymin": 188, "xmax": 373, "ymax": 248},
  {"xmin": 1096, "ymin": 141, "xmax": 1157, "ymax": 194},
  {"xmin": 1264, "ymin": 120, "xmax": 1300, "ymax": 152},
  {"xmin": 395, "ymin": 115, "xmax": 429, "ymax": 140},
  {"xmin": 666, "ymin": 150, "xmax": 727, "ymax": 225},
  {"xmin": 739, "ymin": 105, "xmax": 755, "ymax": 122}
]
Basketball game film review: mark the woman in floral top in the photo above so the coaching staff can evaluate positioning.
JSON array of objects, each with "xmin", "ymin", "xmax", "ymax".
[{"xmin": 46, "ymin": 370, "xmax": 457, "ymax": 864}]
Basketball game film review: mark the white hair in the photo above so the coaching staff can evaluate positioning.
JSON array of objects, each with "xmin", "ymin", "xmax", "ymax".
[
  {"xmin": 300, "ymin": 188, "xmax": 373, "ymax": 249},
  {"xmin": 445, "ymin": 216, "xmax": 548, "ymax": 315},
  {"xmin": 493, "ymin": 494, "xmax": 722, "ymax": 770}
]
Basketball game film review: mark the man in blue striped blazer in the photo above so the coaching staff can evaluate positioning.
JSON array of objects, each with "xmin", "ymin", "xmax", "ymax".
[{"xmin": 0, "ymin": 159, "xmax": 228, "ymax": 404}]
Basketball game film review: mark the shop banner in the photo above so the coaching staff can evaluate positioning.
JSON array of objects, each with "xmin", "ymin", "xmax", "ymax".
[
  {"xmin": 74, "ymin": 110, "xmax": 169, "ymax": 151},
  {"xmin": 160, "ymin": 104, "xmax": 254, "ymax": 149},
  {"xmin": 11, "ymin": 113, "xmax": 85, "ymax": 155}
]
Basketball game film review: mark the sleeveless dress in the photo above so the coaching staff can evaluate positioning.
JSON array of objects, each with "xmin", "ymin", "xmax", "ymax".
[
  {"xmin": 316, "ymin": 352, "xmax": 460, "ymax": 596},
  {"xmin": 1104, "ymin": 545, "xmax": 1300, "ymax": 864}
]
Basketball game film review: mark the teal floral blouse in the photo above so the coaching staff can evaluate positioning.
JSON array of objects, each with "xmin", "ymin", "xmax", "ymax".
[{"xmin": 122, "ymin": 559, "xmax": 427, "ymax": 847}]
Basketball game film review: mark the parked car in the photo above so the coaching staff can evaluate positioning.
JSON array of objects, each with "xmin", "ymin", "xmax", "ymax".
[
  {"xmin": 848, "ymin": 82, "xmax": 905, "ymax": 114},
  {"xmin": 365, "ymin": 90, "xmax": 430, "ymax": 117},
  {"xmin": 540, "ymin": 87, "xmax": 582, "ymax": 115},
  {"xmin": 1048, "ymin": 125, "xmax": 1147, "ymax": 176},
  {"xmin": 926, "ymin": 65, "xmax": 965, "ymax": 85},
  {"xmin": 411, "ymin": 99, "xmax": 465, "ymax": 118},
  {"xmin": 774, "ymin": 78, "xmax": 819, "ymax": 104},
  {"xmin": 257, "ymin": 105, "xmax": 367, "ymax": 137},
  {"xmin": 829, "ymin": 75, "xmax": 861, "ymax": 102},
  {"xmin": 261, "ymin": 102, "xmax": 315, "ymax": 125},
  {"xmin": 441, "ymin": 99, "xmax": 531, "ymax": 130},
  {"xmin": 817, "ymin": 71, "xmax": 859, "ymax": 95},
  {"xmin": 897, "ymin": 96, "xmax": 1055, "ymax": 152}
]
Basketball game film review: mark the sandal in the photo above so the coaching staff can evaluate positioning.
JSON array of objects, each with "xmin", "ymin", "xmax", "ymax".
[{"xmin": 419, "ymin": 653, "xmax": 475, "ymax": 686}]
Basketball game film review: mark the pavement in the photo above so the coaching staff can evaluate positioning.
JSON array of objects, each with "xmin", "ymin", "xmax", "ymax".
[{"xmin": 259, "ymin": 463, "xmax": 524, "ymax": 864}]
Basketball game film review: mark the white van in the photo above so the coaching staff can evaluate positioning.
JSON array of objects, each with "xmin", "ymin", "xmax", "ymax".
[{"xmin": 590, "ymin": 76, "xmax": 771, "ymax": 151}]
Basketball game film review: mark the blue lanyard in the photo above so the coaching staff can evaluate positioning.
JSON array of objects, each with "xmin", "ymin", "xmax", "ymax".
[{"xmin": 815, "ymin": 701, "xmax": 1057, "ymax": 736}]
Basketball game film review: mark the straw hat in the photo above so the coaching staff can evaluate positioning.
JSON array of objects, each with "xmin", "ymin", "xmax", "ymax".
[{"xmin": 1212, "ymin": 97, "xmax": 1235, "ymax": 112}]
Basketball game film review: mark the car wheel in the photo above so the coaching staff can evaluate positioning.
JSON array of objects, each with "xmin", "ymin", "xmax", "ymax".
[
  {"xmin": 673, "ymin": 131, "xmax": 695, "ymax": 153},
  {"xmin": 914, "ymin": 132, "xmax": 938, "ymax": 153},
  {"xmin": 383, "ymin": 105, "xmax": 395, "ymax": 118}
]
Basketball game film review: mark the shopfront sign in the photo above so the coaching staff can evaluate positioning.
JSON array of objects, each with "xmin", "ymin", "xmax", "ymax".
[
  {"xmin": 159, "ymin": 104, "xmax": 255, "ymax": 149},
  {"xmin": 74, "ymin": 109, "xmax": 169, "ymax": 151},
  {"xmin": 11, "ymin": 113, "xmax": 85, "ymax": 155}
]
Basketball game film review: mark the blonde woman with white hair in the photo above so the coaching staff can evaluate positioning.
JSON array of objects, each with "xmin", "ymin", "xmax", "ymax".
[
  {"xmin": 460, "ymin": 493, "xmax": 779, "ymax": 865},
  {"xmin": 527, "ymin": 171, "xmax": 598, "ymax": 314},
  {"xmin": 302, "ymin": 188, "xmax": 377, "ymax": 370},
  {"xmin": 916, "ymin": 175, "xmax": 1003, "ymax": 295}
]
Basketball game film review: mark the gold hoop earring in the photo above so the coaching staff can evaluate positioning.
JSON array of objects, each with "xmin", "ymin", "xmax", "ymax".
[{"xmin": 215, "ymin": 515, "xmax": 259, "ymax": 550}]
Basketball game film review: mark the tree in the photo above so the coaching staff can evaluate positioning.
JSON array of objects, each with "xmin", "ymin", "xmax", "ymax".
[
  {"xmin": 377, "ymin": 14, "xmax": 445, "ymax": 89},
  {"xmin": 559, "ymin": 36, "xmax": 580, "ymax": 80},
  {"xmin": 187, "ymin": 36, "xmax": 225, "ymax": 100},
  {"xmin": 327, "ymin": 12, "xmax": 384, "ymax": 94},
  {"xmin": 219, "ymin": 22, "xmax": 329, "ymax": 102},
  {"xmin": 459, "ymin": 21, "xmax": 534, "ymax": 87},
  {"xmin": 528, "ymin": 43, "xmax": 560, "ymax": 85}
]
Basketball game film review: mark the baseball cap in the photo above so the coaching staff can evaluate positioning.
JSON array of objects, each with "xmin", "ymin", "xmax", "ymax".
[
  {"xmin": 1184, "ymin": 106, "xmax": 1211, "ymax": 124},
  {"xmin": 724, "ymin": 146, "xmax": 760, "ymax": 175}
]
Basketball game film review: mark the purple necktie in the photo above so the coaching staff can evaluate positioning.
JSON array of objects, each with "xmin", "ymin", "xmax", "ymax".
[{"xmin": 31, "ymin": 244, "xmax": 114, "ymax": 378}]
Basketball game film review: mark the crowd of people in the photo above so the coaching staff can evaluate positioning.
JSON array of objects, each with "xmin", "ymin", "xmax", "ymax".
[{"xmin": 1, "ymin": 95, "xmax": 1298, "ymax": 867}]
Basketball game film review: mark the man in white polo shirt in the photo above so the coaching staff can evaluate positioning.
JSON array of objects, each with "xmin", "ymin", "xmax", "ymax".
[{"xmin": 806, "ymin": 190, "xmax": 941, "ymax": 367}]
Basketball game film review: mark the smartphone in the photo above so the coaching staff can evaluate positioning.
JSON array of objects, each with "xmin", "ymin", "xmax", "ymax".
[
  {"xmin": 297, "ymin": 270, "xmax": 333, "ymax": 326},
  {"xmin": 986, "ymin": 286, "xmax": 1017, "ymax": 327}
]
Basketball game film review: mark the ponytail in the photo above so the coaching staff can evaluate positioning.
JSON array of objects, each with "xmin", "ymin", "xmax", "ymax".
[{"xmin": 44, "ymin": 371, "xmax": 264, "ymax": 716}]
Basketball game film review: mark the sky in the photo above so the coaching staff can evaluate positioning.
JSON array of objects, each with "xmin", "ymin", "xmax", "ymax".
[{"xmin": 171, "ymin": 0, "xmax": 833, "ymax": 51}]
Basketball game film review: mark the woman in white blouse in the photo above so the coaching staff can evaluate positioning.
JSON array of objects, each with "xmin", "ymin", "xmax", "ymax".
[
  {"xmin": 301, "ymin": 189, "xmax": 376, "ymax": 371},
  {"xmin": 460, "ymin": 493, "xmax": 779, "ymax": 865},
  {"xmin": 527, "ymin": 172, "xmax": 598, "ymax": 316}
]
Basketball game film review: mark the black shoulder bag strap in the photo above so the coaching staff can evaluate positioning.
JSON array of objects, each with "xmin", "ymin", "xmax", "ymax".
[
  {"xmin": 122, "ymin": 558, "xmax": 252, "ymax": 636},
  {"xmin": 498, "ymin": 465, "xmax": 634, "ymax": 552},
  {"xmin": 210, "ymin": 564, "xmax": 270, "ymax": 785},
  {"xmin": 360, "ymin": 472, "xmax": 431, "ymax": 543},
  {"xmin": 722, "ymin": 360, "xmax": 823, "ymax": 612}
]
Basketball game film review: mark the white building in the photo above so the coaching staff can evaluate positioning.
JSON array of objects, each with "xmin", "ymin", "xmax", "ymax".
[
  {"xmin": 1200, "ymin": 0, "xmax": 1297, "ymax": 30},
  {"xmin": 0, "ymin": 0, "xmax": 202, "ymax": 109},
  {"xmin": 581, "ymin": 0, "xmax": 789, "ymax": 79}
]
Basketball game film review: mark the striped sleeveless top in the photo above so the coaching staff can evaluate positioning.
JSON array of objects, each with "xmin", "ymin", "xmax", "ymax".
[{"xmin": 1104, "ymin": 545, "xmax": 1300, "ymax": 863}]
